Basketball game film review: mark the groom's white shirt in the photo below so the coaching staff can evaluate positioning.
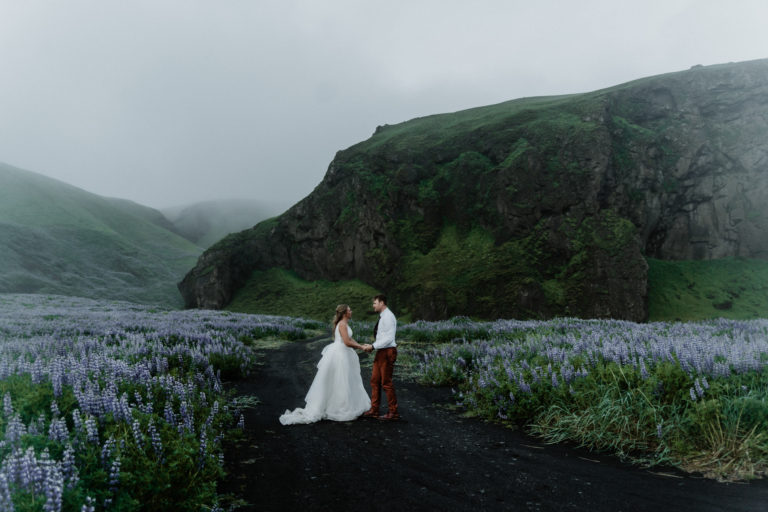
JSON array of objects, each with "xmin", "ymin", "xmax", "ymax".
[{"xmin": 373, "ymin": 307, "xmax": 397, "ymax": 350}]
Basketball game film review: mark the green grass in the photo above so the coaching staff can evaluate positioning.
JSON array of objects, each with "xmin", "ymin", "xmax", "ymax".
[
  {"xmin": 226, "ymin": 267, "xmax": 381, "ymax": 323},
  {"xmin": 222, "ymin": 256, "xmax": 768, "ymax": 324},
  {"xmin": 647, "ymin": 258, "xmax": 768, "ymax": 321},
  {"xmin": 349, "ymin": 56, "xmax": 712, "ymax": 159},
  {"xmin": 358, "ymin": 94, "xmax": 584, "ymax": 153}
]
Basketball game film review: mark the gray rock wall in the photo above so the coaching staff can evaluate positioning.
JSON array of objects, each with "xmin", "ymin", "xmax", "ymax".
[{"xmin": 179, "ymin": 59, "xmax": 768, "ymax": 321}]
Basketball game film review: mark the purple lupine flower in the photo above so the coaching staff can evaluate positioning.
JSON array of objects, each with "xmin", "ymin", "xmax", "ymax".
[
  {"xmin": 131, "ymin": 419, "xmax": 144, "ymax": 450},
  {"xmin": 51, "ymin": 364, "xmax": 64, "ymax": 398},
  {"xmin": 24, "ymin": 446, "xmax": 40, "ymax": 490},
  {"xmin": 179, "ymin": 400, "xmax": 195, "ymax": 434},
  {"xmin": 237, "ymin": 414, "xmax": 245, "ymax": 430},
  {"xmin": 118, "ymin": 393, "xmax": 132, "ymax": 422},
  {"xmin": 3, "ymin": 393, "xmax": 13, "ymax": 418},
  {"xmin": 198, "ymin": 429, "xmax": 208, "ymax": 468},
  {"xmin": 72, "ymin": 409, "xmax": 83, "ymax": 436},
  {"xmin": 28, "ymin": 413, "xmax": 46, "ymax": 437},
  {"xmin": 689, "ymin": 387, "xmax": 697, "ymax": 401},
  {"xmin": 43, "ymin": 469, "xmax": 63, "ymax": 512},
  {"xmin": 694, "ymin": 378, "xmax": 705, "ymax": 398},
  {"xmin": 48, "ymin": 418, "xmax": 69, "ymax": 444},
  {"xmin": 656, "ymin": 424, "xmax": 663, "ymax": 439},
  {"xmin": 147, "ymin": 418, "xmax": 163, "ymax": 459},
  {"xmin": 0, "ymin": 472, "xmax": 13, "ymax": 511},
  {"xmin": 108, "ymin": 456, "xmax": 121, "ymax": 492},
  {"xmin": 61, "ymin": 444, "xmax": 79, "ymax": 489},
  {"xmin": 101, "ymin": 437, "xmax": 116, "ymax": 468},
  {"xmin": 205, "ymin": 401, "xmax": 219, "ymax": 427},
  {"xmin": 85, "ymin": 417, "xmax": 99, "ymax": 444},
  {"xmin": 5, "ymin": 415, "xmax": 27, "ymax": 444},
  {"xmin": 163, "ymin": 400, "xmax": 176, "ymax": 426},
  {"xmin": 81, "ymin": 496, "xmax": 95, "ymax": 512},
  {"xmin": 640, "ymin": 359, "xmax": 649, "ymax": 380}
]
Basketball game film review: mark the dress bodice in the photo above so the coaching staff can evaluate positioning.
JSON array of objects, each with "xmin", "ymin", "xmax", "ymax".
[{"xmin": 334, "ymin": 323, "xmax": 352, "ymax": 344}]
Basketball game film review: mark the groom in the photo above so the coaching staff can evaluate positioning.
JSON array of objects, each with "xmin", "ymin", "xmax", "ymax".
[{"xmin": 362, "ymin": 294, "xmax": 399, "ymax": 420}]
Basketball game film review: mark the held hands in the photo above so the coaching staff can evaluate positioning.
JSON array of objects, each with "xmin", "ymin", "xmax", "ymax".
[{"xmin": 361, "ymin": 344, "xmax": 374, "ymax": 353}]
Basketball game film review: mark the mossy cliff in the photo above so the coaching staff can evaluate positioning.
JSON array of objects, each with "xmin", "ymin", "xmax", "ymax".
[{"xmin": 179, "ymin": 59, "xmax": 768, "ymax": 321}]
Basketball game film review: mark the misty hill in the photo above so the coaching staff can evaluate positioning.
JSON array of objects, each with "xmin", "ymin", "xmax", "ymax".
[
  {"xmin": 180, "ymin": 59, "xmax": 768, "ymax": 321},
  {"xmin": 0, "ymin": 162, "xmax": 202, "ymax": 306},
  {"xmin": 163, "ymin": 200, "xmax": 277, "ymax": 248}
]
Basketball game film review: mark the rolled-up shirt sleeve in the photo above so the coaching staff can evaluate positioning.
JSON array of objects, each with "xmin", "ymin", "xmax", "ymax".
[{"xmin": 373, "ymin": 309, "xmax": 397, "ymax": 349}]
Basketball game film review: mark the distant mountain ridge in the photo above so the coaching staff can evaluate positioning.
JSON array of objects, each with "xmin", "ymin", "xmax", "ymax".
[
  {"xmin": 163, "ymin": 199, "xmax": 277, "ymax": 248},
  {"xmin": 0, "ymin": 162, "xmax": 203, "ymax": 306},
  {"xmin": 180, "ymin": 59, "xmax": 768, "ymax": 321}
]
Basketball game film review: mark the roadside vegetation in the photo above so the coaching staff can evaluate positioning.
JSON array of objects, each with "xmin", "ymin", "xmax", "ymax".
[
  {"xmin": 0, "ymin": 294, "xmax": 321, "ymax": 511},
  {"xmin": 405, "ymin": 315, "xmax": 768, "ymax": 481}
]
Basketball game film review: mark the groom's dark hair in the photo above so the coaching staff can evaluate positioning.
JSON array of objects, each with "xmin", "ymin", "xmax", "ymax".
[{"xmin": 373, "ymin": 294, "xmax": 387, "ymax": 305}]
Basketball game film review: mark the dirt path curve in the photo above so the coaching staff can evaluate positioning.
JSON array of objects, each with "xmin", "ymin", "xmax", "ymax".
[{"xmin": 221, "ymin": 336, "xmax": 768, "ymax": 511}]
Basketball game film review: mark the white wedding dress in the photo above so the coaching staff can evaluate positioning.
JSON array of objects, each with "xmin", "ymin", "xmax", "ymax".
[{"xmin": 279, "ymin": 324, "xmax": 371, "ymax": 425}]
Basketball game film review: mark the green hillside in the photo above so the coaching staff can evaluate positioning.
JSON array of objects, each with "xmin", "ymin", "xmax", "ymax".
[{"xmin": 0, "ymin": 162, "xmax": 203, "ymax": 306}]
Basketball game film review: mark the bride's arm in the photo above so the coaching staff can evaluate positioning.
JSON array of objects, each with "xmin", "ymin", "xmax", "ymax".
[{"xmin": 338, "ymin": 322, "xmax": 366, "ymax": 350}]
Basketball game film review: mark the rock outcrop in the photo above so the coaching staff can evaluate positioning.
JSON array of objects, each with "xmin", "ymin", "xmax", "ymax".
[{"xmin": 179, "ymin": 59, "xmax": 768, "ymax": 321}]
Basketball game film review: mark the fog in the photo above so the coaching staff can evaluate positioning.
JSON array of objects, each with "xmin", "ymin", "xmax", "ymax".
[{"xmin": 1, "ymin": 0, "xmax": 767, "ymax": 211}]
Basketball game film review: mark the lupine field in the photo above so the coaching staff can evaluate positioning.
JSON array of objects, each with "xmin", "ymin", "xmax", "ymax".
[
  {"xmin": 1, "ymin": 295, "xmax": 767, "ymax": 511},
  {"xmin": 406, "ymin": 316, "xmax": 768, "ymax": 481},
  {"xmin": 0, "ymin": 294, "xmax": 321, "ymax": 511}
]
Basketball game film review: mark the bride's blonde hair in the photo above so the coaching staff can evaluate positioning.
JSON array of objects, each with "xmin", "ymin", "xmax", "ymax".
[{"xmin": 333, "ymin": 304, "xmax": 350, "ymax": 330}]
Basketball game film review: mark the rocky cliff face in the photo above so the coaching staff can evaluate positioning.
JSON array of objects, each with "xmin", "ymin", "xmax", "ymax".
[{"xmin": 179, "ymin": 59, "xmax": 768, "ymax": 321}]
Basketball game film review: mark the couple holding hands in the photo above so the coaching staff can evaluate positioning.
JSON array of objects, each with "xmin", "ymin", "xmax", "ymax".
[{"xmin": 279, "ymin": 294, "xmax": 399, "ymax": 425}]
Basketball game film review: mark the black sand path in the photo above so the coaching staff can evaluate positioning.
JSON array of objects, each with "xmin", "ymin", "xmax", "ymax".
[{"xmin": 221, "ymin": 335, "xmax": 768, "ymax": 511}]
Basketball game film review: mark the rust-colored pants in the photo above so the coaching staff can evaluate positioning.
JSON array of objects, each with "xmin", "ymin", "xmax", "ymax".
[{"xmin": 370, "ymin": 347, "xmax": 398, "ymax": 413}]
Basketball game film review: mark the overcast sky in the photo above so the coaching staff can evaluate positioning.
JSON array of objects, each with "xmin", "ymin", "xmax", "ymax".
[{"xmin": 1, "ymin": 1, "xmax": 767, "ymax": 212}]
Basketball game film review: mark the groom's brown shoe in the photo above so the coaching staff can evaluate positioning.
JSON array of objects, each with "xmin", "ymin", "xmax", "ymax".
[
  {"xmin": 378, "ymin": 412, "xmax": 400, "ymax": 421},
  {"xmin": 362, "ymin": 408, "xmax": 379, "ymax": 418}
]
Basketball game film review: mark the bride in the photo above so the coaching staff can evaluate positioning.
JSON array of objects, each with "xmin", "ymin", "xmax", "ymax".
[{"xmin": 279, "ymin": 304, "xmax": 372, "ymax": 425}]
